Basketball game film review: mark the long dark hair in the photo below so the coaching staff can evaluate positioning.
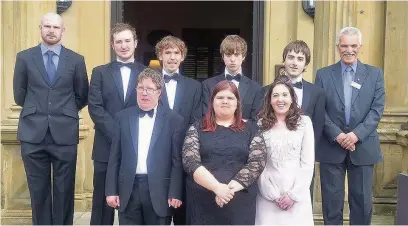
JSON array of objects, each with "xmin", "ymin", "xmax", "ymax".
[
  {"xmin": 202, "ymin": 81, "xmax": 246, "ymax": 132},
  {"xmin": 258, "ymin": 75, "xmax": 302, "ymax": 131}
]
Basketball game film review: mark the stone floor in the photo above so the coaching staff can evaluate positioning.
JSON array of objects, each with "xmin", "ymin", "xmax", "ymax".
[{"xmin": 72, "ymin": 211, "xmax": 395, "ymax": 225}]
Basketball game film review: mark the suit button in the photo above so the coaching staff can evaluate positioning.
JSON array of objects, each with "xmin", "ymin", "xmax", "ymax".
[
  {"xmin": 48, "ymin": 102, "xmax": 51, "ymax": 105},
  {"xmin": 49, "ymin": 87, "xmax": 52, "ymax": 90},
  {"xmin": 48, "ymin": 115, "xmax": 51, "ymax": 119},
  {"xmin": 341, "ymin": 107, "xmax": 344, "ymax": 111}
]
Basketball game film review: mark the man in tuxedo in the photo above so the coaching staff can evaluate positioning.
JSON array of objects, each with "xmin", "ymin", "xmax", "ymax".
[
  {"xmin": 155, "ymin": 35, "xmax": 201, "ymax": 224},
  {"xmin": 262, "ymin": 40, "xmax": 325, "ymax": 201},
  {"xmin": 88, "ymin": 23, "xmax": 145, "ymax": 225},
  {"xmin": 315, "ymin": 27, "xmax": 385, "ymax": 225},
  {"xmin": 105, "ymin": 68, "xmax": 184, "ymax": 225},
  {"xmin": 13, "ymin": 13, "xmax": 89, "ymax": 225},
  {"xmin": 202, "ymin": 35, "xmax": 263, "ymax": 120}
]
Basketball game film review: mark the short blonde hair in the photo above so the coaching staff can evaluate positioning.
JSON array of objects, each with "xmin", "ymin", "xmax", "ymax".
[{"xmin": 111, "ymin": 23, "xmax": 137, "ymax": 43}]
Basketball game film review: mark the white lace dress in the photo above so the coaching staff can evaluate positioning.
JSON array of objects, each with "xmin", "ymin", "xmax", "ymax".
[{"xmin": 255, "ymin": 115, "xmax": 315, "ymax": 225}]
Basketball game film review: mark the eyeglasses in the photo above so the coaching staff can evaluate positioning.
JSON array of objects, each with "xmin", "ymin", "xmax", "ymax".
[{"xmin": 136, "ymin": 87, "xmax": 158, "ymax": 94}]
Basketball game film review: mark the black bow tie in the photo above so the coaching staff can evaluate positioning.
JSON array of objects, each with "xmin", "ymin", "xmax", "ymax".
[
  {"xmin": 293, "ymin": 81, "xmax": 303, "ymax": 89},
  {"xmin": 139, "ymin": 109, "xmax": 154, "ymax": 118},
  {"xmin": 164, "ymin": 73, "xmax": 179, "ymax": 83},
  {"xmin": 226, "ymin": 73, "xmax": 241, "ymax": 82},
  {"xmin": 116, "ymin": 61, "xmax": 134, "ymax": 68}
]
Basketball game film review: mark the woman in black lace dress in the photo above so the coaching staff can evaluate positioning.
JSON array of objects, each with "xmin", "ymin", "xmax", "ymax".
[{"xmin": 182, "ymin": 80, "xmax": 266, "ymax": 225}]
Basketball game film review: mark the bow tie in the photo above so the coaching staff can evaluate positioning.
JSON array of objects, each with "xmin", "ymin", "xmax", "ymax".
[
  {"xmin": 164, "ymin": 73, "xmax": 179, "ymax": 83},
  {"xmin": 116, "ymin": 61, "xmax": 134, "ymax": 68},
  {"xmin": 139, "ymin": 109, "xmax": 154, "ymax": 118},
  {"xmin": 226, "ymin": 73, "xmax": 241, "ymax": 82},
  {"xmin": 292, "ymin": 81, "xmax": 303, "ymax": 89}
]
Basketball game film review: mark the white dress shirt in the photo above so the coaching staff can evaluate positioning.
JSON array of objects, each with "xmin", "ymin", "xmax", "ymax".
[
  {"xmin": 117, "ymin": 58, "xmax": 133, "ymax": 101},
  {"xmin": 224, "ymin": 68, "xmax": 242, "ymax": 88},
  {"xmin": 291, "ymin": 75, "xmax": 303, "ymax": 108},
  {"xmin": 163, "ymin": 69, "xmax": 179, "ymax": 109},
  {"xmin": 136, "ymin": 105, "xmax": 158, "ymax": 174}
]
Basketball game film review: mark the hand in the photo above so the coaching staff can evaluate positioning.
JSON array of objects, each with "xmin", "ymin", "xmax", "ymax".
[
  {"xmin": 215, "ymin": 196, "xmax": 224, "ymax": 208},
  {"xmin": 106, "ymin": 195, "xmax": 120, "ymax": 208},
  {"xmin": 276, "ymin": 194, "xmax": 295, "ymax": 210},
  {"xmin": 213, "ymin": 183, "xmax": 234, "ymax": 204},
  {"xmin": 168, "ymin": 198, "xmax": 182, "ymax": 208},
  {"xmin": 274, "ymin": 197, "xmax": 282, "ymax": 209},
  {"xmin": 335, "ymin": 133, "xmax": 347, "ymax": 147},
  {"xmin": 340, "ymin": 132, "xmax": 359, "ymax": 150},
  {"xmin": 228, "ymin": 180, "xmax": 244, "ymax": 193}
]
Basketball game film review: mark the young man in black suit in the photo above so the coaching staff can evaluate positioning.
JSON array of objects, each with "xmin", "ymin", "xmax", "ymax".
[
  {"xmin": 13, "ymin": 12, "xmax": 89, "ymax": 225},
  {"xmin": 106, "ymin": 68, "xmax": 184, "ymax": 225},
  {"xmin": 155, "ymin": 35, "xmax": 202, "ymax": 224},
  {"xmin": 262, "ymin": 40, "xmax": 326, "ymax": 201},
  {"xmin": 202, "ymin": 35, "xmax": 263, "ymax": 120},
  {"xmin": 88, "ymin": 23, "xmax": 145, "ymax": 225}
]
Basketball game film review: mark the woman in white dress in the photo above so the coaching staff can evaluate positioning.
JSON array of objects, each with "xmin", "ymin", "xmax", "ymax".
[{"xmin": 255, "ymin": 76, "xmax": 315, "ymax": 225}]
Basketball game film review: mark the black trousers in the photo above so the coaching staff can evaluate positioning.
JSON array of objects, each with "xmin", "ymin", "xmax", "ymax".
[
  {"xmin": 172, "ymin": 173, "xmax": 186, "ymax": 225},
  {"xmin": 320, "ymin": 153, "xmax": 374, "ymax": 225},
  {"xmin": 118, "ymin": 175, "xmax": 171, "ymax": 225},
  {"xmin": 90, "ymin": 161, "xmax": 115, "ymax": 225},
  {"xmin": 21, "ymin": 131, "xmax": 77, "ymax": 225}
]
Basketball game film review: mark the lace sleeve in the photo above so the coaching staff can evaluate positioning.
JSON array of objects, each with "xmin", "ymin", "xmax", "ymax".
[
  {"xmin": 233, "ymin": 131, "xmax": 267, "ymax": 188},
  {"xmin": 182, "ymin": 122, "xmax": 202, "ymax": 175}
]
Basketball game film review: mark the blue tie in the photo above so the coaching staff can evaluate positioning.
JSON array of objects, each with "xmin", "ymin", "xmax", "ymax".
[
  {"xmin": 46, "ymin": 50, "xmax": 57, "ymax": 83},
  {"xmin": 344, "ymin": 66, "xmax": 353, "ymax": 125}
]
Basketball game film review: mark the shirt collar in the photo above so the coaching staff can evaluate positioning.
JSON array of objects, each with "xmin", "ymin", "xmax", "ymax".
[
  {"xmin": 40, "ymin": 42, "xmax": 62, "ymax": 56},
  {"xmin": 340, "ymin": 60, "xmax": 357, "ymax": 73},
  {"xmin": 289, "ymin": 74, "xmax": 303, "ymax": 83},
  {"xmin": 162, "ymin": 68, "xmax": 180, "ymax": 76},
  {"xmin": 224, "ymin": 67, "xmax": 242, "ymax": 77},
  {"xmin": 116, "ymin": 58, "xmax": 135, "ymax": 64}
]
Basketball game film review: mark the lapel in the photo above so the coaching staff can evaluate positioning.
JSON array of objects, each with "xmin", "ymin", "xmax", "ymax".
[
  {"xmin": 238, "ymin": 75, "xmax": 250, "ymax": 104},
  {"xmin": 32, "ymin": 45, "xmax": 51, "ymax": 86},
  {"xmin": 124, "ymin": 70, "xmax": 136, "ymax": 106},
  {"xmin": 160, "ymin": 86, "xmax": 170, "ymax": 109},
  {"xmin": 109, "ymin": 63, "xmax": 125, "ymax": 105},
  {"xmin": 173, "ymin": 75, "xmax": 186, "ymax": 112},
  {"xmin": 148, "ymin": 103, "xmax": 167, "ymax": 158},
  {"xmin": 129, "ymin": 108, "xmax": 139, "ymax": 159},
  {"xmin": 330, "ymin": 62, "xmax": 345, "ymax": 106},
  {"xmin": 301, "ymin": 79, "xmax": 311, "ymax": 111},
  {"xmin": 351, "ymin": 61, "xmax": 368, "ymax": 106},
  {"xmin": 52, "ymin": 46, "xmax": 68, "ymax": 86}
]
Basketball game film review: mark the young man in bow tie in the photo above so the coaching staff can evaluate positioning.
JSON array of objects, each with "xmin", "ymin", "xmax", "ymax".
[
  {"xmin": 106, "ymin": 68, "xmax": 184, "ymax": 225},
  {"xmin": 262, "ymin": 40, "xmax": 325, "ymax": 201},
  {"xmin": 202, "ymin": 35, "xmax": 263, "ymax": 120},
  {"xmin": 88, "ymin": 23, "xmax": 146, "ymax": 225}
]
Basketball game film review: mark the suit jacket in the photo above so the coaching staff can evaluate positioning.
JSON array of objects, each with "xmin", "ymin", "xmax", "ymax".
[
  {"xmin": 262, "ymin": 79, "xmax": 326, "ymax": 146},
  {"xmin": 315, "ymin": 61, "xmax": 385, "ymax": 165},
  {"xmin": 160, "ymin": 74, "xmax": 202, "ymax": 132},
  {"xmin": 13, "ymin": 44, "xmax": 88, "ymax": 145},
  {"xmin": 202, "ymin": 73, "xmax": 263, "ymax": 120},
  {"xmin": 88, "ymin": 61, "xmax": 146, "ymax": 162},
  {"xmin": 105, "ymin": 104, "xmax": 184, "ymax": 217}
]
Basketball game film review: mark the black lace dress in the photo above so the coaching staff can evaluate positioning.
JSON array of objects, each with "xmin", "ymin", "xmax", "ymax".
[{"xmin": 182, "ymin": 120, "xmax": 266, "ymax": 225}]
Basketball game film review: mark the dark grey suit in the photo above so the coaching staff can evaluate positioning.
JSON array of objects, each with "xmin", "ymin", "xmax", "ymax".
[
  {"xmin": 315, "ymin": 61, "xmax": 385, "ymax": 225},
  {"xmin": 160, "ymin": 74, "xmax": 201, "ymax": 225},
  {"xmin": 202, "ymin": 73, "xmax": 263, "ymax": 120},
  {"xmin": 105, "ymin": 104, "xmax": 184, "ymax": 224},
  {"xmin": 88, "ymin": 61, "xmax": 145, "ymax": 225},
  {"xmin": 13, "ymin": 44, "xmax": 88, "ymax": 225}
]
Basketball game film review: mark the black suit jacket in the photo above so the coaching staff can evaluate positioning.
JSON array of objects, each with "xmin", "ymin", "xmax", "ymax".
[
  {"xmin": 262, "ymin": 79, "xmax": 326, "ymax": 145},
  {"xmin": 160, "ymin": 74, "xmax": 202, "ymax": 132},
  {"xmin": 315, "ymin": 61, "xmax": 385, "ymax": 165},
  {"xmin": 88, "ymin": 61, "xmax": 146, "ymax": 162},
  {"xmin": 202, "ymin": 73, "xmax": 263, "ymax": 120},
  {"xmin": 13, "ymin": 44, "xmax": 88, "ymax": 145},
  {"xmin": 105, "ymin": 104, "xmax": 184, "ymax": 217}
]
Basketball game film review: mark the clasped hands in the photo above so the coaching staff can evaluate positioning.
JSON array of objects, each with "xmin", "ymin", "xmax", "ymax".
[
  {"xmin": 213, "ymin": 180, "xmax": 243, "ymax": 208},
  {"xmin": 274, "ymin": 193, "xmax": 295, "ymax": 211},
  {"xmin": 336, "ymin": 132, "xmax": 359, "ymax": 151}
]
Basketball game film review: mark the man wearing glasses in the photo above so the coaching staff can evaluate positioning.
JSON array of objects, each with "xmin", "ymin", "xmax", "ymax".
[
  {"xmin": 106, "ymin": 68, "xmax": 184, "ymax": 225},
  {"xmin": 88, "ymin": 23, "xmax": 145, "ymax": 225}
]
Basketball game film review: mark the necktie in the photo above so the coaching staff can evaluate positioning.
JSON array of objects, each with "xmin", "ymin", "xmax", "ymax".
[
  {"xmin": 116, "ymin": 61, "xmax": 134, "ymax": 68},
  {"xmin": 164, "ymin": 73, "xmax": 179, "ymax": 83},
  {"xmin": 45, "ymin": 50, "xmax": 57, "ymax": 83},
  {"xmin": 226, "ymin": 73, "xmax": 241, "ymax": 82},
  {"xmin": 139, "ymin": 109, "xmax": 154, "ymax": 118},
  {"xmin": 344, "ymin": 66, "xmax": 354, "ymax": 125},
  {"xmin": 292, "ymin": 81, "xmax": 303, "ymax": 89}
]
